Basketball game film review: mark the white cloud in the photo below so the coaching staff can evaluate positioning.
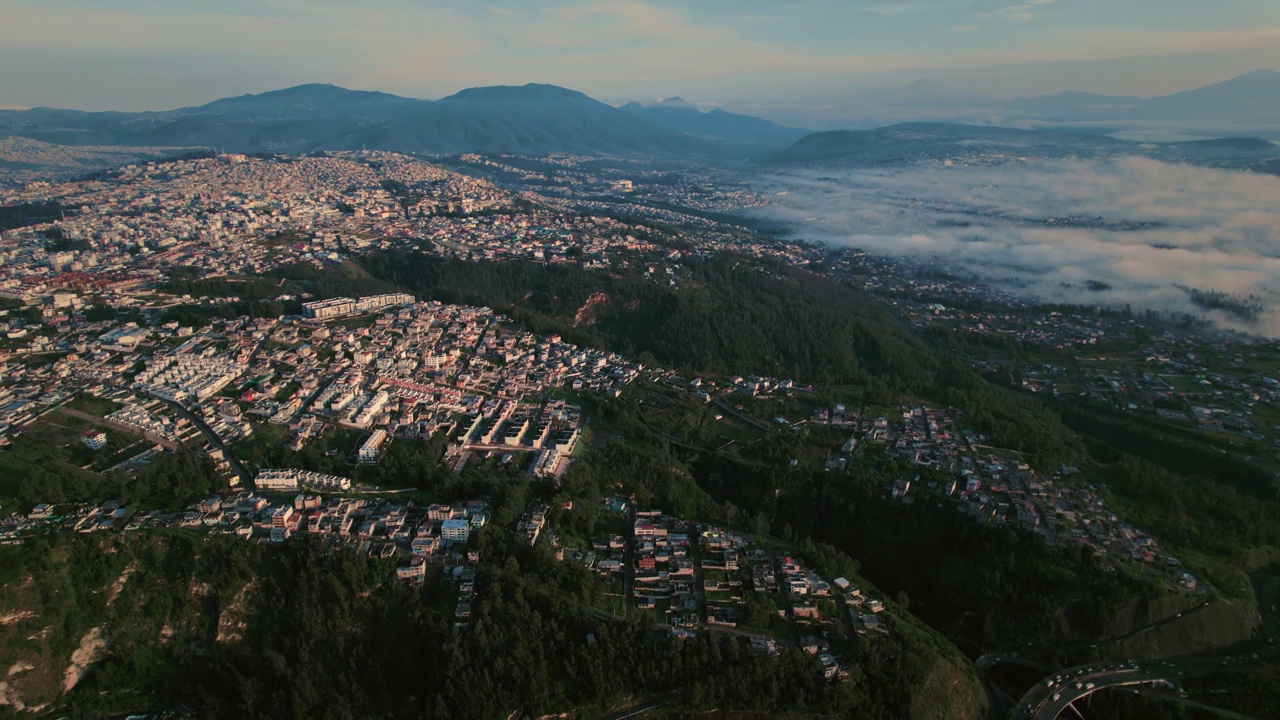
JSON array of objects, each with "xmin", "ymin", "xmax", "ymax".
[
  {"xmin": 751, "ymin": 158, "xmax": 1280, "ymax": 335},
  {"xmin": 1, "ymin": 0, "xmax": 1278, "ymax": 109}
]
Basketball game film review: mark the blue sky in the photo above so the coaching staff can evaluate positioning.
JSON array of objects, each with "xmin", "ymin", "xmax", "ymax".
[{"xmin": 1, "ymin": 0, "xmax": 1277, "ymax": 111}]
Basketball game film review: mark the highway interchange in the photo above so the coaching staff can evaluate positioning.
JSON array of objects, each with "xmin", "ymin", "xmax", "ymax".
[{"xmin": 1000, "ymin": 576, "xmax": 1280, "ymax": 719}]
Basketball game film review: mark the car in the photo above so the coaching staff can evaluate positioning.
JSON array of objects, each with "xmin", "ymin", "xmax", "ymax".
[
  {"xmin": 1085, "ymin": 682, "xmax": 1095, "ymax": 690},
  {"xmin": 1175, "ymin": 613, "xmax": 1182, "ymax": 618},
  {"xmin": 1052, "ymin": 693, "xmax": 1061, "ymax": 702}
]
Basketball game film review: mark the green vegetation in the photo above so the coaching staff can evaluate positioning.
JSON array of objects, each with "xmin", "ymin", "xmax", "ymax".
[
  {"xmin": 64, "ymin": 393, "xmax": 125, "ymax": 417},
  {"xmin": 233, "ymin": 423, "xmax": 455, "ymax": 493},
  {"xmin": 359, "ymin": 251, "xmax": 936, "ymax": 388},
  {"xmin": 0, "ymin": 200, "xmax": 63, "ymax": 230},
  {"xmin": 7, "ymin": 240, "xmax": 1280, "ymax": 715},
  {"xmin": 0, "ymin": 447, "xmax": 221, "ymax": 510},
  {"xmin": 0, "ymin": 519, "xmax": 973, "ymax": 720}
]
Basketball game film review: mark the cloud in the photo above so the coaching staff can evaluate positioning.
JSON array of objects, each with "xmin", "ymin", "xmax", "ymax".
[
  {"xmin": 750, "ymin": 158, "xmax": 1280, "ymax": 335},
  {"xmin": 3, "ymin": 0, "xmax": 1279, "ymax": 110}
]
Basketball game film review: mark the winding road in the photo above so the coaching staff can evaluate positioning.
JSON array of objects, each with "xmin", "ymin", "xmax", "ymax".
[{"xmin": 1008, "ymin": 576, "xmax": 1280, "ymax": 719}]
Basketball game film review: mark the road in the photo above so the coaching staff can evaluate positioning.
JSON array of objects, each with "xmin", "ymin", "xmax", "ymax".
[
  {"xmin": 1013, "ymin": 577, "xmax": 1280, "ymax": 720},
  {"xmin": 713, "ymin": 397, "xmax": 775, "ymax": 432},
  {"xmin": 1132, "ymin": 687, "xmax": 1264, "ymax": 720},
  {"xmin": 623, "ymin": 506, "xmax": 636, "ymax": 616},
  {"xmin": 975, "ymin": 654, "xmax": 1052, "ymax": 720},
  {"xmin": 1014, "ymin": 653, "xmax": 1279, "ymax": 720},
  {"xmin": 160, "ymin": 399, "xmax": 254, "ymax": 490},
  {"xmin": 599, "ymin": 692, "xmax": 682, "ymax": 720},
  {"xmin": 1003, "ymin": 576, "xmax": 1280, "ymax": 720},
  {"xmin": 687, "ymin": 524, "xmax": 709, "ymax": 625}
]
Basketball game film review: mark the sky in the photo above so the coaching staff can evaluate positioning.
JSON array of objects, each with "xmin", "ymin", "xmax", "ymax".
[{"xmin": 1, "ymin": 0, "xmax": 1278, "ymax": 112}]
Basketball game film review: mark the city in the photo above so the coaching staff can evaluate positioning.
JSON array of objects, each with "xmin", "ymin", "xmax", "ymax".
[{"xmin": 3, "ymin": 3, "xmax": 1280, "ymax": 714}]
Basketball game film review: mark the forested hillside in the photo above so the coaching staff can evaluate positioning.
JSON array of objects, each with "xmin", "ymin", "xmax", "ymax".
[{"xmin": 358, "ymin": 250, "xmax": 935, "ymax": 388}]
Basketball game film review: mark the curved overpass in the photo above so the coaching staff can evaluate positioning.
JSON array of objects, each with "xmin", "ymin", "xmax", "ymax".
[
  {"xmin": 1014, "ymin": 652, "xmax": 1278, "ymax": 719},
  {"xmin": 1014, "ymin": 576, "xmax": 1280, "ymax": 719}
]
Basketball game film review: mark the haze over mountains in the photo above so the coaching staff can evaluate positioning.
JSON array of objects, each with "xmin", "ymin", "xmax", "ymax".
[
  {"xmin": 0, "ymin": 70, "xmax": 1277, "ymax": 177},
  {"xmin": 0, "ymin": 83, "xmax": 748, "ymax": 160},
  {"xmin": 757, "ymin": 123, "xmax": 1280, "ymax": 172},
  {"xmin": 778, "ymin": 69, "xmax": 1280, "ymax": 135},
  {"xmin": 619, "ymin": 97, "xmax": 810, "ymax": 149}
]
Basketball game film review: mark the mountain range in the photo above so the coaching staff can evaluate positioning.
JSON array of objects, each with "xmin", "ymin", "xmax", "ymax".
[
  {"xmin": 756, "ymin": 122, "xmax": 1280, "ymax": 171},
  {"xmin": 799, "ymin": 70, "xmax": 1280, "ymax": 133},
  {"xmin": 0, "ymin": 83, "xmax": 784, "ymax": 160},
  {"xmin": 619, "ymin": 97, "xmax": 809, "ymax": 149},
  {"xmin": 0, "ymin": 71, "xmax": 1277, "ymax": 172}
]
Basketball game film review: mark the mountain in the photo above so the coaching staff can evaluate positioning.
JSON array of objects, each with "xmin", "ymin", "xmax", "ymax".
[
  {"xmin": 1143, "ymin": 69, "xmax": 1280, "ymax": 116},
  {"xmin": 784, "ymin": 70, "xmax": 1280, "ymax": 135},
  {"xmin": 336, "ymin": 83, "xmax": 706, "ymax": 156},
  {"xmin": 620, "ymin": 98, "xmax": 809, "ymax": 148},
  {"xmin": 1003, "ymin": 69, "xmax": 1280, "ymax": 124},
  {"xmin": 173, "ymin": 83, "xmax": 420, "ymax": 121},
  {"xmin": 756, "ymin": 122, "xmax": 1280, "ymax": 167},
  {"xmin": 0, "ymin": 83, "xmax": 714, "ymax": 158}
]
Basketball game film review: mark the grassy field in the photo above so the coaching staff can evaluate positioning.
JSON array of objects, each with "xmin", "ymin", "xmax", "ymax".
[
  {"xmin": 0, "ymin": 420, "xmax": 101, "ymax": 496},
  {"xmin": 1161, "ymin": 375, "xmax": 1205, "ymax": 394},
  {"xmin": 1250, "ymin": 401, "xmax": 1280, "ymax": 428},
  {"xmin": 64, "ymin": 394, "xmax": 125, "ymax": 417}
]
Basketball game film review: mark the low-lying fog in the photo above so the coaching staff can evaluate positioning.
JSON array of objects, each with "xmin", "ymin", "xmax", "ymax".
[{"xmin": 751, "ymin": 157, "xmax": 1280, "ymax": 335}]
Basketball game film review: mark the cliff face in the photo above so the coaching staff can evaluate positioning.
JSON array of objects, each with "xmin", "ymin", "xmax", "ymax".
[
  {"xmin": 573, "ymin": 291, "xmax": 612, "ymax": 327},
  {"xmin": 909, "ymin": 655, "xmax": 982, "ymax": 720},
  {"xmin": 1054, "ymin": 588, "xmax": 1261, "ymax": 658}
]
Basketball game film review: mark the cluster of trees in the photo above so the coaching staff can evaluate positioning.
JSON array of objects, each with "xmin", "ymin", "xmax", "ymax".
[
  {"xmin": 160, "ymin": 274, "xmax": 287, "ymax": 303},
  {"xmin": 272, "ymin": 259, "xmax": 400, "ymax": 300},
  {"xmin": 1062, "ymin": 403, "xmax": 1280, "ymax": 505},
  {"xmin": 0, "ymin": 200, "xmax": 63, "ymax": 230},
  {"xmin": 1099, "ymin": 455, "xmax": 1280, "ymax": 563},
  {"xmin": 565, "ymin": 440, "xmax": 723, "ymax": 522},
  {"xmin": 686, "ymin": 446, "xmax": 1141, "ymax": 652},
  {"xmin": 158, "ymin": 273, "xmax": 301, "ymax": 324},
  {"xmin": 0, "ymin": 527, "xmax": 970, "ymax": 720},
  {"xmin": 359, "ymin": 250, "xmax": 937, "ymax": 390},
  {"xmin": 7, "ymin": 449, "xmax": 223, "ymax": 510}
]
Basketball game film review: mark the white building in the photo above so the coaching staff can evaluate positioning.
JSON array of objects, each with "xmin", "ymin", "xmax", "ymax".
[
  {"xmin": 256, "ymin": 468, "xmax": 352, "ymax": 493},
  {"xmin": 358, "ymin": 429, "xmax": 388, "ymax": 463},
  {"xmin": 80, "ymin": 429, "xmax": 107, "ymax": 450},
  {"xmin": 440, "ymin": 518, "xmax": 471, "ymax": 544}
]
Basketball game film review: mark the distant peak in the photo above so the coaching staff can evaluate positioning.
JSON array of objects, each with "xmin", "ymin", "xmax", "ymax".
[
  {"xmin": 198, "ymin": 83, "xmax": 411, "ymax": 108},
  {"xmin": 656, "ymin": 96, "xmax": 695, "ymax": 108},
  {"xmin": 441, "ymin": 83, "xmax": 590, "ymax": 102},
  {"xmin": 242, "ymin": 84, "xmax": 353, "ymax": 99},
  {"xmin": 277, "ymin": 83, "xmax": 343, "ymax": 93}
]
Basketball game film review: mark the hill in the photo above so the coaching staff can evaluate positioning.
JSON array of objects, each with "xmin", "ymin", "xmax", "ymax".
[
  {"xmin": 620, "ymin": 97, "xmax": 809, "ymax": 149},
  {"xmin": 1004, "ymin": 69, "xmax": 1280, "ymax": 124},
  {"xmin": 756, "ymin": 121, "xmax": 1280, "ymax": 167},
  {"xmin": 793, "ymin": 70, "xmax": 1280, "ymax": 133},
  {"xmin": 0, "ymin": 83, "xmax": 723, "ymax": 159}
]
